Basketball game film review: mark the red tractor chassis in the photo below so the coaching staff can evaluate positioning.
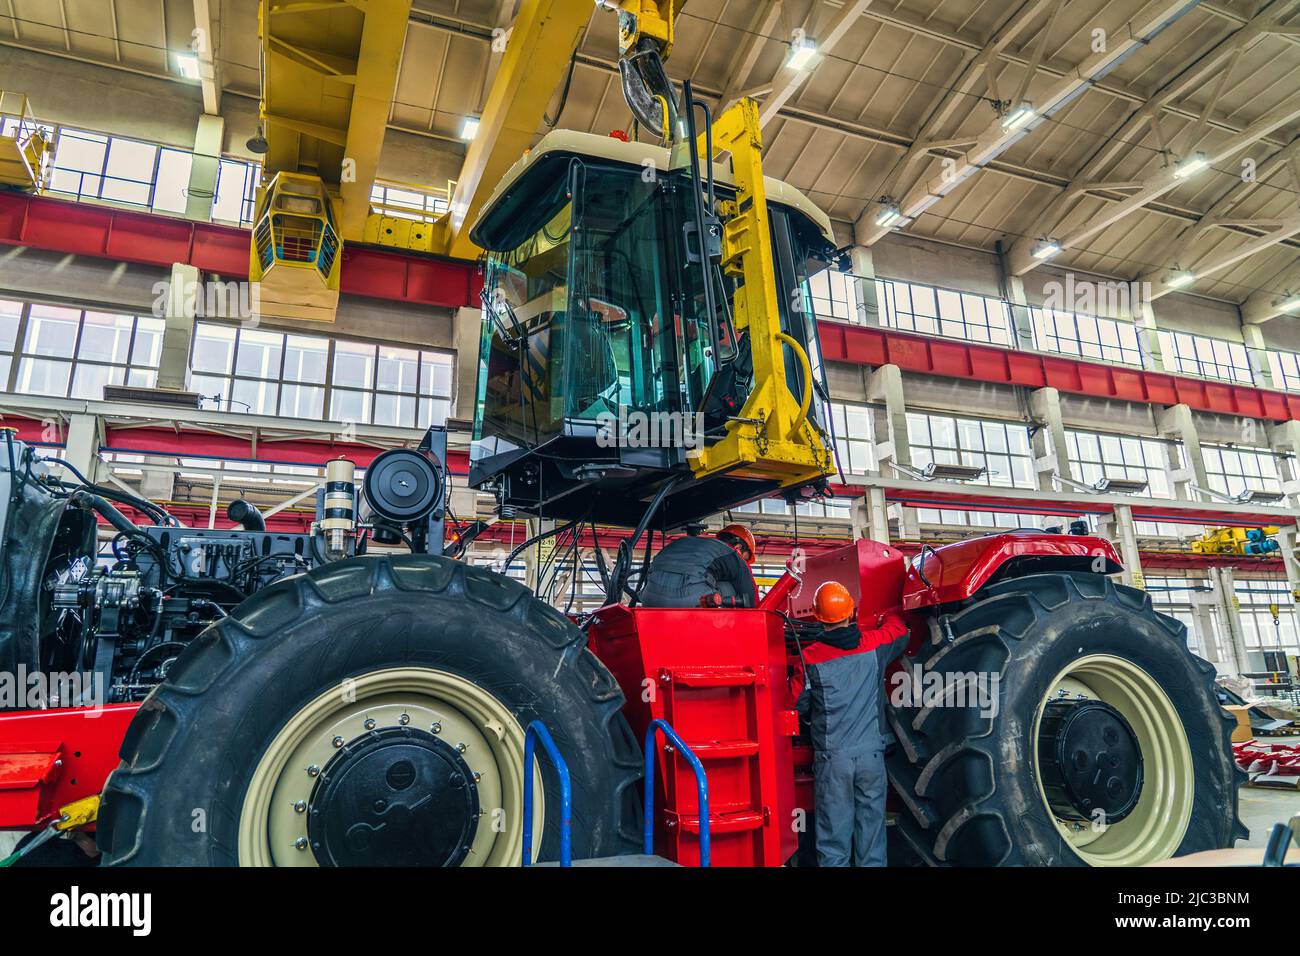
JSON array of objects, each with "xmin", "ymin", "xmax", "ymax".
[{"xmin": 0, "ymin": 533, "xmax": 1121, "ymax": 861}]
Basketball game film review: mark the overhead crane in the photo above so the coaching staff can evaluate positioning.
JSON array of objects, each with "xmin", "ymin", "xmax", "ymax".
[{"xmin": 248, "ymin": 0, "xmax": 411, "ymax": 323}]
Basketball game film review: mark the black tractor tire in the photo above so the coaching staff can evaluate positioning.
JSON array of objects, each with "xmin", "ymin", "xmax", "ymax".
[
  {"xmin": 887, "ymin": 572, "xmax": 1246, "ymax": 867},
  {"xmin": 97, "ymin": 555, "xmax": 642, "ymax": 866}
]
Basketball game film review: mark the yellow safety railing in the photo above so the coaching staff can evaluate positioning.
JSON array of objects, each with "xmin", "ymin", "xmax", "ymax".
[{"xmin": 0, "ymin": 90, "xmax": 52, "ymax": 191}]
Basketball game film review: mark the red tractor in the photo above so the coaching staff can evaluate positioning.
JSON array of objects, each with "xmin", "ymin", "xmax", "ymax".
[{"xmin": 0, "ymin": 107, "xmax": 1242, "ymax": 868}]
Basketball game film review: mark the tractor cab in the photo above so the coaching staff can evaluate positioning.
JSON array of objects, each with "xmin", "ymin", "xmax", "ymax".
[{"xmin": 468, "ymin": 129, "xmax": 840, "ymax": 527}]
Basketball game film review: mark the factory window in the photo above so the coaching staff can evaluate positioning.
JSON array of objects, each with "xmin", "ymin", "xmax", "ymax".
[
  {"xmin": 912, "ymin": 507, "xmax": 1079, "ymax": 532},
  {"xmin": 0, "ymin": 114, "xmax": 54, "ymax": 142},
  {"xmin": 1235, "ymin": 579, "xmax": 1299, "ymax": 653},
  {"xmin": 370, "ymin": 181, "xmax": 450, "ymax": 221},
  {"xmin": 1066, "ymin": 429, "xmax": 1171, "ymax": 498},
  {"xmin": 1270, "ymin": 348, "xmax": 1300, "ymax": 392},
  {"xmin": 1031, "ymin": 308, "xmax": 1144, "ymax": 367},
  {"xmin": 212, "ymin": 158, "xmax": 260, "ymax": 226},
  {"xmin": 189, "ymin": 323, "xmax": 450, "ymax": 426},
  {"xmin": 805, "ymin": 270, "xmax": 860, "ymax": 324},
  {"xmin": 1200, "ymin": 443, "xmax": 1283, "ymax": 499},
  {"xmin": 732, "ymin": 495, "xmax": 851, "ymax": 521},
  {"xmin": 0, "ymin": 298, "xmax": 20, "ymax": 389},
  {"xmin": 829, "ymin": 402, "xmax": 875, "ymax": 477},
  {"xmin": 906, "ymin": 412, "xmax": 1034, "ymax": 488},
  {"xmin": 878, "ymin": 280, "xmax": 1013, "ymax": 346},
  {"xmin": 1146, "ymin": 576, "xmax": 1214, "ymax": 657},
  {"xmin": 1157, "ymin": 330, "xmax": 1253, "ymax": 385},
  {"xmin": 329, "ymin": 340, "xmax": 454, "ymax": 428},
  {"xmin": 46, "ymin": 127, "xmax": 193, "ymax": 217},
  {"xmin": 12, "ymin": 303, "xmax": 163, "ymax": 399}
]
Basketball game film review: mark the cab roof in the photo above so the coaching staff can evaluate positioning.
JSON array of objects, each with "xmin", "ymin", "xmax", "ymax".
[{"xmin": 470, "ymin": 128, "xmax": 835, "ymax": 252}]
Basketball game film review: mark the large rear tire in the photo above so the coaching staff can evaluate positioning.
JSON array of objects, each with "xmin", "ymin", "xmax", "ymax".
[
  {"xmin": 97, "ymin": 555, "xmax": 642, "ymax": 866},
  {"xmin": 887, "ymin": 572, "xmax": 1246, "ymax": 866}
]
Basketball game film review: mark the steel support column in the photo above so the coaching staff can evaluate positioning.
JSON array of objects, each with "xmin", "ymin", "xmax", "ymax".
[
  {"xmin": 1029, "ymin": 386, "xmax": 1072, "ymax": 492},
  {"xmin": 62, "ymin": 413, "xmax": 102, "ymax": 483},
  {"xmin": 1098, "ymin": 503, "xmax": 1144, "ymax": 589},
  {"xmin": 1211, "ymin": 566, "xmax": 1254, "ymax": 676},
  {"xmin": 157, "ymin": 262, "xmax": 200, "ymax": 392},
  {"xmin": 1157, "ymin": 403, "xmax": 1209, "ymax": 500},
  {"xmin": 185, "ymin": 114, "xmax": 224, "ymax": 222},
  {"xmin": 848, "ymin": 245, "xmax": 880, "ymax": 326},
  {"xmin": 866, "ymin": 363, "xmax": 915, "ymax": 537},
  {"xmin": 453, "ymin": 304, "xmax": 482, "ymax": 420},
  {"xmin": 1241, "ymin": 323, "xmax": 1276, "ymax": 389}
]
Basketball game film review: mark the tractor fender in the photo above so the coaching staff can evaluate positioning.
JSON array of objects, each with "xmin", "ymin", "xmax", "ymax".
[{"xmin": 902, "ymin": 532, "xmax": 1123, "ymax": 610}]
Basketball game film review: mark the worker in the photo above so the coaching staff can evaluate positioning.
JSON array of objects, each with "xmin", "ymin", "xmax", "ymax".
[
  {"xmin": 793, "ymin": 581, "xmax": 909, "ymax": 867},
  {"xmin": 715, "ymin": 523, "xmax": 755, "ymax": 564},
  {"xmin": 639, "ymin": 525, "xmax": 757, "ymax": 609}
]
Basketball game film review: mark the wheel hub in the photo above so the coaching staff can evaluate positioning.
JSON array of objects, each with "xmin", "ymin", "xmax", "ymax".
[
  {"xmin": 1037, "ymin": 698, "xmax": 1143, "ymax": 824},
  {"xmin": 307, "ymin": 726, "xmax": 479, "ymax": 866}
]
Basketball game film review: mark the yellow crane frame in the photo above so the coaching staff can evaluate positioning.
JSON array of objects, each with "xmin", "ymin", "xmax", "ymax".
[{"xmin": 683, "ymin": 99, "xmax": 833, "ymax": 491}]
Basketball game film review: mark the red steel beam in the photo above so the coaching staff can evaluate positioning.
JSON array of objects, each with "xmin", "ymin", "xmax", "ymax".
[
  {"xmin": 0, "ymin": 192, "xmax": 481, "ymax": 309},
  {"xmin": 818, "ymin": 321, "xmax": 1300, "ymax": 422}
]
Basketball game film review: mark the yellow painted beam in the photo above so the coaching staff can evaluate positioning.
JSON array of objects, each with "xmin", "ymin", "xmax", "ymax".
[
  {"xmin": 443, "ymin": 0, "xmax": 594, "ymax": 260},
  {"xmin": 338, "ymin": 0, "xmax": 409, "ymax": 240},
  {"xmin": 258, "ymin": 0, "xmax": 409, "ymax": 240}
]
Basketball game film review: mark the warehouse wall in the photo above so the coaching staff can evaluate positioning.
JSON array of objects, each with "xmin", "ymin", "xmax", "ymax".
[
  {"xmin": 0, "ymin": 48, "xmax": 205, "ymax": 150},
  {"xmin": 0, "ymin": 246, "xmax": 167, "ymax": 312}
]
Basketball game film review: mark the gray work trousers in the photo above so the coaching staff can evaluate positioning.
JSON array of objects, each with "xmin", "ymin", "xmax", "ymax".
[{"xmin": 813, "ymin": 748, "xmax": 887, "ymax": 867}]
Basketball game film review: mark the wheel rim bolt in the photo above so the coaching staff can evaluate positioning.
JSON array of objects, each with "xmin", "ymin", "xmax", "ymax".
[
  {"xmin": 399, "ymin": 713, "xmax": 410, "ymax": 725},
  {"xmin": 332, "ymin": 736, "xmax": 344, "ymax": 748},
  {"xmin": 364, "ymin": 718, "xmax": 376, "ymax": 730},
  {"xmin": 294, "ymin": 837, "xmax": 309, "ymax": 850},
  {"xmin": 431, "ymin": 722, "xmax": 442, "ymax": 734},
  {"xmin": 293, "ymin": 800, "xmax": 307, "ymax": 814},
  {"xmin": 307, "ymin": 765, "xmax": 320, "ymax": 777},
  {"xmin": 457, "ymin": 742, "xmax": 468, "ymax": 753}
]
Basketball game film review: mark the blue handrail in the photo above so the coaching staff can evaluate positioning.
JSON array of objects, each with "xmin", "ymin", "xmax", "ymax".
[
  {"xmin": 522, "ymin": 719, "xmax": 572, "ymax": 867},
  {"xmin": 643, "ymin": 719, "xmax": 711, "ymax": 867}
]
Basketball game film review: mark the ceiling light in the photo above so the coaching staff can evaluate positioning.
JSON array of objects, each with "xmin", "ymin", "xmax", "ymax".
[
  {"xmin": 1173, "ymin": 153, "xmax": 1208, "ymax": 179},
  {"xmin": 875, "ymin": 203, "xmax": 903, "ymax": 228},
  {"xmin": 1032, "ymin": 239, "xmax": 1061, "ymax": 260},
  {"xmin": 1094, "ymin": 477, "xmax": 1149, "ymax": 495},
  {"xmin": 460, "ymin": 117, "xmax": 480, "ymax": 141},
  {"xmin": 1167, "ymin": 270, "xmax": 1195, "ymax": 289},
  {"xmin": 921, "ymin": 462, "xmax": 987, "ymax": 482},
  {"xmin": 174, "ymin": 53, "xmax": 201, "ymax": 80},
  {"xmin": 788, "ymin": 38, "xmax": 818, "ymax": 72},
  {"xmin": 246, "ymin": 128, "xmax": 269, "ymax": 155},
  {"xmin": 1235, "ymin": 488, "xmax": 1287, "ymax": 505},
  {"xmin": 1001, "ymin": 103, "xmax": 1035, "ymax": 130}
]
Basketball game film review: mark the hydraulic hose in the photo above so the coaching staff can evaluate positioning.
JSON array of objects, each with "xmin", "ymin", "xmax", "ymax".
[
  {"xmin": 775, "ymin": 331, "xmax": 813, "ymax": 441},
  {"xmin": 72, "ymin": 490, "xmax": 144, "ymax": 540}
]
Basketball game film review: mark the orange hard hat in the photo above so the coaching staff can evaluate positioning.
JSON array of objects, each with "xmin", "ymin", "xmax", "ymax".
[
  {"xmin": 717, "ymin": 524, "xmax": 755, "ymax": 563},
  {"xmin": 814, "ymin": 581, "xmax": 855, "ymax": 625}
]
